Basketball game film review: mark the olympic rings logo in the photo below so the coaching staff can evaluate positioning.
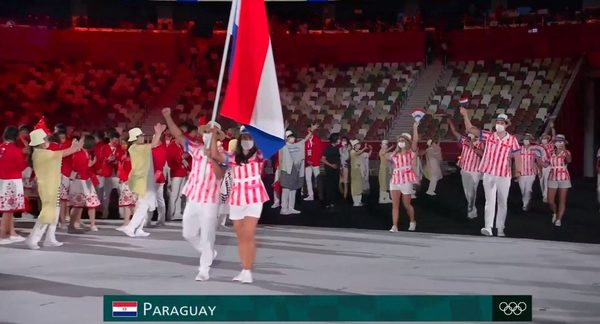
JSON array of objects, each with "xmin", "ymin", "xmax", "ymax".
[{"xmin": 498, "ymin": 301, "xmax": 527, "ymax": 316}]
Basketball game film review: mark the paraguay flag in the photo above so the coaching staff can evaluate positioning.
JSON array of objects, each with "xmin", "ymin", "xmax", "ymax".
[
  {"xmin": 112, "ymin": 301, "xmax": 138, "ymax": 317},
  {"xmin": 220, "ymin": 0, "xmax": 285, "ymax": 158}
]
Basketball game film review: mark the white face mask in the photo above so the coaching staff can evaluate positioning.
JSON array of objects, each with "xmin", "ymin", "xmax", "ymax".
[
  {"xmin": 495, "ymin": 124, "xmax": 506, "ymax": 133},
  {"xmin": 541, "ymin": 139, "xmax": 549, "ymax": 145},
  {"xmin": 523, "ymin": 139, "xmax": 530, "ymax": 146},
  {"xmin": 241, "ymin": 140, "xmax": 254, "ymax": 151},
  {"xmin": 202, "ymin": 133, "xmax": 212, "ymax": 148},
  {"xmin": 287, "ymin": 137, "xmax": 295, "ymax": 144},
  {"xmin": 397, "ymin": 141, "xmax": 406, "ymax": 149},
  {"xmin": 341, "ymin": 141, "xmax": 347, "ymax": 146}
]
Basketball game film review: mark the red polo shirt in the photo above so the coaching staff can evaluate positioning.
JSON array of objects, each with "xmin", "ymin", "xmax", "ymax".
[
  {"xmin": 152, "ymin": 142, "xmax": 168, "ymax": 184},
  {"xmin": 0, "ymin": 142, "xmax": 26, "ymax": 179},
  {"xmin": 167, "ymin": 141, "xmax": 188, "ymax": 178}
]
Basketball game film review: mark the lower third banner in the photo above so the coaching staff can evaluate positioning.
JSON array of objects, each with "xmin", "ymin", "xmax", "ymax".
[{"xmin": 103, "ymin": 295, "xmax": 532, "ymax": 322}]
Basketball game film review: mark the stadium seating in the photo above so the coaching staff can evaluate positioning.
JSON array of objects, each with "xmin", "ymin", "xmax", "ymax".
[
  {"xmin": 278, "ymin": 62, "xmax": 423, "ymax": 139},
  {"xmin": 420, "ymin": 58, "xmax": 575, "ymax": 140},
  {"xmin": 0, "ymin": 60, "xmax": 172, "ymax": 129}
]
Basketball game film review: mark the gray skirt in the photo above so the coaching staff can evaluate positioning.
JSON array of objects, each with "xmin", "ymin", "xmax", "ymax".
[{"xmin": 280, "ymin": 164, "xmax": 304, "ymax": 190}]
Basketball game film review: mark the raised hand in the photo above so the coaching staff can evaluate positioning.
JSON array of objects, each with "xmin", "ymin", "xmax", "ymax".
[
  {"xmin": 459, "ymin": 107, "xmax": 468, "ymax": 117},
  {"xmin": 154, "ymin": 123, "xmax": 166, "ymax": 135},
  {"xmin": 161, "ymin": 107, "xmax": 171, "ymax": 117}
]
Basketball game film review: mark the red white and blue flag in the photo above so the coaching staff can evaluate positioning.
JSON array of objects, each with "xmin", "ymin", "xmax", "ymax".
[
  {"xmin": 112, "ymin": 301, "xmax": 138, "ymax": 317},
  {"xmin": 220, "ymin": 0, "xmax": 285, "ymax": 158}
]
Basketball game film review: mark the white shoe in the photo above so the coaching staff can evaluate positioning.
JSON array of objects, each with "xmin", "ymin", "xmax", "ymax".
[
  {"xmin": 115, "ymin": 226, "xmax": 126, "ymax": 232},
  {"xmin": 481, "ymin": 228, "xmax": 493, "ymax": 236},
  {"xmin": 288, "ymin": 209, "xmax": 301, "ymax": 215},
  {"xmin": 522, "ymin": 205, "xmax": 529, "ymax": 211},
  {"xmin": 425, "ymin": 191, "xmax": 436, "ymax": 196},
  {"xmin": 135, "ymin": 230, "xmax": 150, "ymax": 237},
  {"xmin": 497, "ymin": 229, "xmax": 506, "ymax": 237},
  {"xmin": 555, "ymin": 220, "xmax": 562, "ymax": 227},
  {"xmin": 551, "ymin": 214, "xmax": 557, "ymax": 224},
  {"xmin": 280, "ymin": 209, "xmax": 290, "ymax": 215},
  {"xmin": 90, "ymin": 225, "xmax": 98, "ymax": 232},
  {"xmin": 233, "ymin": 269, "xmax": 253, "ymax": 284},
  {"xmin": 389, "ymin": 225, "xmax": 398, "ymax": 233},
  {"xmin": 10, "ymin": 235, "xmax": 26, "ymax": 242},
  {"xmin": 408, "ymin": 222, "xmax": 416, "ymax": 231},
  {"xmin": 25, "ymin": 239, "xmax": 40, "ymax": 250},
  {"xmin": 271, "ymin": 202, "xmax": 280, "ymax": 209},
  {"xmin": 123, "ymin": 228, "xmax": 136, "ymax": 238},
  {"xmin": 195, "ymin": 268, "xmax": 210, "ymax": 281},
  {"xmin": 0, "ymin": 238, "xmax": 14, "ymax": 245},
  {"xmin": 467, "ymin": 209, "xmax": 478, "ymax": 219},
  {"xmin": 303, "ymin": 196, "xmax": 314, "ymax": 201},
  {"xmin": 44, "ymin": 240, "xmax": 64, "ymax": 247},
  {"xmin": 353, "ymin": 203, "xmax": 363, "ymax": 207},
  {"xmin": 232, "ymin": 270, "xmax": 244, "ymax": 282}
]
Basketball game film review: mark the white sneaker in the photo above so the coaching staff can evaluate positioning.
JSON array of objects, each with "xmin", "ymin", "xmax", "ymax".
[
  {"xmin": 195, "ymin": 268, "xmax": 210, "ymax": 281},
  {"xmin": 271, "ymin": 202, "xmax": 280, "ymax": 209},
  {"xmin": 551, "ymin": 214, "xmax": 557, "ymax": 224},
  {"xmin": 44, "ymin": 240, "xmax": 64, "ymax": 247},
  {"xmin": 0, "ymin": 238, "xmax": 14, "ymax": 245},
  {"xmin": 497, "ymin": 229, "xmax": 506, "ymax": 237},
  {"xmin": 115, "ymin": 226, "xmax": 126, "ymax": 232},
  {"xmin": 555, "ymin": 220, "xmax": 562, "ymax": 227},
  {"xmin": 303, "ymin": 196, "xmax": 314, "ymax": 201},
  {"xmin": 10, "ymin": 235, "xmax": 26, "ymax": 242},
  {"xmin": 353, "ymin": 203, "xmax": 363, "ymax": 207},
  {"xmin": 232, "ymin": 270, "xmax": 244, "ymax": 282},
  {"xmin": 467, "ymin": 209, "xmax": 478, "ymax": 219},
  {"xmin": 425, "ymin": 191, "xmax": 436, "ymax": 196},
  {"xmin": 481, "ymin": 228, "xmax": 493, "ymax": 236},
  {"xmin": 90, "ymin": 225, "xmax": 98, "ymax": 232},
  {"xmin": 389, "ymin": 225, "xmax": 398, "ymax": 233},
  {"xmin": 522, "ymin": 205, "xmax": 529, "ymax": 211},
  {"xmin": 25, "ymin": 239, "xmax": 40, "ymax": 250},
  {"xmin": 280, "ymin": 209, "xmax": 290, "ymax": 215},
  {"xmin": 123, "ymin": 228, "xmax": 136, "ymax": 238},
  {"xmin": 135, "ymin": 230, "xmax": 150, "ymax": 237},
  {"xmin": 234, "ymin": 270, "xmax": 253, "ymax": 284},
  {"xmin": 408, "ymin": 222, "xmax": 416, "ymax": 231},
  {"xmin": 288, "ymin": 209, "xmax": 301, "ymax": 215}
]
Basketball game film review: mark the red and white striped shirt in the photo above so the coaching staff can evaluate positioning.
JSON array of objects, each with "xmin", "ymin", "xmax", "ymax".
[
  {"xmin": 227, "ymin": 151, "xmax": 269, "ymax": 206},
  {"xmin": 549, "ymin": 150, "xmax": 570, "ymax": 181},
  {"xmin": 478, "ymin": 131, "xmax": 521, "ymax": 178},
  {"xmin": 541, "ymin": 143, "xmax": 553, "ymax": 164},
  {"xmin": 520, "ymin": 146, "xmax": 538, "ymax": 176},
  {"xmin": 458, "ymin": 137, "xmax": 483, "ymax": 173},
  {"xmin": 181, "ymin": 141, "xmax": 220, "ymax": 204},
  {"xmin": 389, "ymin": 150, "xmax": 417, "ymax": 185}
]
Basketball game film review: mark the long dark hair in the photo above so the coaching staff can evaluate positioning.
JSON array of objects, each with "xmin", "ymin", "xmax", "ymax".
[
  {"xmin": 3, "ymin": 126, "xmax": 18, "ymax": 142},
  {"xmin": 234, "ymin": 135, "xmax": 257, "ymax": 165}
]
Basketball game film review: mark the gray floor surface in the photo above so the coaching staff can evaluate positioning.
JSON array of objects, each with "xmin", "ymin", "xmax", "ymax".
[{"xmin": 1, "ymin": 220, "xmax": 599, "ymax": 324}]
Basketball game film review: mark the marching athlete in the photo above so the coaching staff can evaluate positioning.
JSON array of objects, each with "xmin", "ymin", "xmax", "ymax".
[
  {"xmin": 518, "ymin": 134, "xmax": 542, "ymax": 211},
  {"xmin": 538, "ymin": 122, "xmax": 556, "ymax": 203},
  {"xmin": 461, "ymin": 108, "xmax": 522, "ymax": 237},
  {"xmin": 547, "ymin": 135, "xmax": 572, "ymax": 227}
]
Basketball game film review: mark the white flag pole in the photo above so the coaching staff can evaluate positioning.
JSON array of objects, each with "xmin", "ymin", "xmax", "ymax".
[{"xmin": 210, "ymin": 0, "xmax": 238, "ymax": 123}]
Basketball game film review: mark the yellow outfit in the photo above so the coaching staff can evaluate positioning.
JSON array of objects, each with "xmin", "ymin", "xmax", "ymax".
[
  {"xmin": 128, "ymin": 144, "xmax": 152, "ymax": 197},
  {"xmin": 350, "ymin": 150, "xmax": 363, "ymax": 196},
  {"xmin": 32, "ymin": 149, "xmax": 63, "ymax": 224},
  {"xmin": 378, "ymin": 150, "xmax": 389, "ymax": 191}
]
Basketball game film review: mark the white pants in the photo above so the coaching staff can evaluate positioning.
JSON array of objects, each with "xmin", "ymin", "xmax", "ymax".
[
  {"xmin": 147, "ymin": 183, "xmax": 166, "ymax": 225},
  {"xmin": 305, "ymin": 166, "xmax": 320, "ymax": 198},
  {"xmin": 518, "ymin": 175, "xmax": 536, "ymax": 209},
  {"xmin": 168, "ymin": 177, "xmax": 186, "ymax": 220},
  {"xmin": 27, "ymin": 207, "xmax": 60, "ymax": 245},
  {"xmin": 426, "ymin": 177, "xmax": 441, "ymax": 194},
  {"xmin": 125, "ymin": 194, "xmax": 155, "ymax": 234},
  {"xmin": 461, "ymin": 170, "xmax": 481, "ymax": 212},
  {"xmin": 182, "ymin": 201, "xmax": 219, "ymax": 270},
  {"xmin": 281, "ymin": 188, "xmax": 297, "ymax": 211},
  {"xmin": 482, "ymin": 174, "xmax": 511, "ymax": 231},
  {"xmin": 539, "ymin": 167, "xmax": 550, "ymax": 200},
  {"xmin": 97, "ymin": 176, "xmax": 119, "ymax": 214}
]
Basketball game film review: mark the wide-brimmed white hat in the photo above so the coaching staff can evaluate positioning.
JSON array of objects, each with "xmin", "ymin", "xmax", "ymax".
[
  {"xmin": 350, "ymin": 139, "xmax": 360, "ymax": 147},
  {"xmin": 399, "ymin": 133, "xmax": 412, "ymax": 142},
  {"xmin": 29, "ymin": 129, "xmax": 47, "ymax": 147},
  {"xmin": 554, "ymin": 134, "xmax": 568, "ymax": 144},
  {"xmin": 128, "ymin": 128, "xmax": 144, "ymax": 142},
  {"xmin": 496, "ymin": 113, "xmax": 511, "ymax": 125},
  {"xmin": 285, "ymin": 130, "xmax": 294, "ymax": 138}
]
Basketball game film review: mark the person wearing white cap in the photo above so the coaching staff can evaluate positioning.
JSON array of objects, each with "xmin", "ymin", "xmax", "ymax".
[
  {"xmin": 423, "ymin": 139, "xmax": 443, "ymax": 196},
  {"xmin": 389, "ymin": 121, "xmax": 420, "ymax": 232},
  {"xmin": 276, "ymin": 130, "xmax": 306, "ymax": 215},
  {"xmin": 117, "ymin": 124, "xmax": 165, "ymax": 238},
  {"xmin": 538, "ymin": 121, "xmax": 556, "ymax": 203},
  {"xmin": 460, "ymin": 108, "xmax": 522, "ymax": 237},
  {"xmin": 24, "ymin": 129, "xmax": 82, "ymax": 250},
  {"xmin": 448, "ymin": 118, "xmax": 483, "ymax": 219},
  {"xmin": 162, "ymin": 108, "xmax": 224, "ymax": 281},
  {"xmin": 518, "ymin": 133, "xmax": 542, "ymax": 211},
  {"xmin": 350, "ymin": 140, "xmax": 369, "ymax": 206},
  {"xmin": 378, "ymin": 140, "xmax": 394, "ymax": 204},
  {"xmin": 547, "ymin": 134, "xmax": 572, "ymax": 227}
]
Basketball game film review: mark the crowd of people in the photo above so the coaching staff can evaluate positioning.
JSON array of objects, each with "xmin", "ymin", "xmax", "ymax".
[{"xmin": 0, "ymin": 97, "xmax": 587, "ymax": 283}]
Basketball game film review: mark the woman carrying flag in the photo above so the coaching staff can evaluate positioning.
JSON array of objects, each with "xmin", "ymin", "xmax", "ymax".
[{"xmin": 210, "ymin": 126, "xmax": 269, "ymax": 284}]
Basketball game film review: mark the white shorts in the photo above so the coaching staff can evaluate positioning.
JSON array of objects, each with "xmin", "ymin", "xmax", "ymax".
[
  {"xmin": 548, "ymin": 180, "xmax": 571, "ymax": 189},
  {"xmin": 389, "ymin": 182, "xmax": 414, "ymax": 195},
  {"xmin": 229, "ymin": 203, "xmax": 263, "ymax": 220}
]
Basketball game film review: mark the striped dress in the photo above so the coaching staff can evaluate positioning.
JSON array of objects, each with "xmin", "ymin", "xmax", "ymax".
[
  {"xmin": 227, "ymin": 151, "xmax": 269, "ymax": 206},
  {"xmin": 389, "ymin": 150, "xmax": 417, "ymax": 185},
  {"xmin": 548, "ymin": 151, "xmax": 570, "ymax": 181}
]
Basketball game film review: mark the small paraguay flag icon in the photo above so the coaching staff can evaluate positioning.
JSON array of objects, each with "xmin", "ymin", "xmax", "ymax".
[{"xmin": 112, "ymin": 301, "xmax": 138, "ymax": 317}]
